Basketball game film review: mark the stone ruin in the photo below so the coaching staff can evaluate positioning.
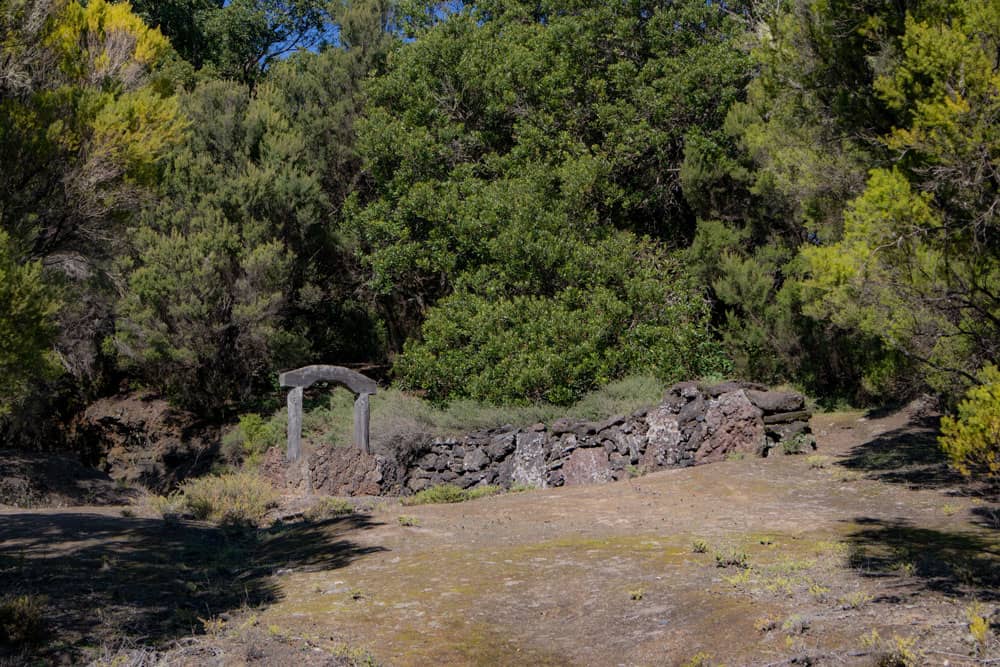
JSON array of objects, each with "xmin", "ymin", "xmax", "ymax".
[
  {"xmin": 280, "ymin": 365, "xmax": 377, "ymax": 460},
  {"xmin": 263, "ymin": 380, "xmax": 815, "ymax": 496}
]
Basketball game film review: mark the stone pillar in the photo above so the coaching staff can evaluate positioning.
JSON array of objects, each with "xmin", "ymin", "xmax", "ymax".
[
  {"xmin": 287, "ymin": 386, "xmax": 303, "ymax": 461},
  {"xmin": 354, "ymin": 392, "xmax": 371, "ymax": 454}
]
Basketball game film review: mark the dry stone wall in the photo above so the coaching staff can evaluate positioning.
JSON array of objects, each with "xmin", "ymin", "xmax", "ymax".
[{"xmin": 263, "ymin": 381, "xmax": 815, "ymax": 496}]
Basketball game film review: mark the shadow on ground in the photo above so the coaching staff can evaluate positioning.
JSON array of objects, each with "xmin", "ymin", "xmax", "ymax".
[
  {"xmin": 844, "ymin": 517, "xmax": 1000, "ymax": 601},
  {"xmin": 0, "ymin": 512, "xmax": 385, "ymax": 661},
  {"xmin": 836, "ymin": 414, "xmax": 971, "ymax": 490}
]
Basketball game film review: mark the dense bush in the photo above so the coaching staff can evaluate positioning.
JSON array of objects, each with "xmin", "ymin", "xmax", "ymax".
[
  {"xmin": 395, "ymin": 251, "xmax": 729, "ymax": 405},
  {"xmin": 171, "ymin": 472, "xmax": 280, "ymax": 526},
  {"xmin": 939, "ymin": 366, "xmax": 1000, "ymax": 479},
  {"xmin": 0, "ymin": 594, "xmax": 47, "ymax": 647}
]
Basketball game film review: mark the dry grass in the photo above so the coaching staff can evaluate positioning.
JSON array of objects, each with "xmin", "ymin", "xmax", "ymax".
[
  {"xmin": 150, "ymin": 472, "xmax": 279, "ymax": 527},
  {"xmin": 245, "ymin": 375, "xmax": 667, "ymax": 452}
]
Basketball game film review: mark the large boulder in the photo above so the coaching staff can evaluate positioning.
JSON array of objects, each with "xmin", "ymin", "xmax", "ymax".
[
  {"xmin": 694, "ymin": 391, "xmax": 766, "ymax": 463},
  {"xmin": 562, "ymin": 448, "xmax": 613, "ymax": 486},
  {"xmin": 260, "ymin": 444, "xmax": 405, "ymax": 496},
  {"xmin": 511, "ymin": 431, "xmax": 548, "ymax": 488}
]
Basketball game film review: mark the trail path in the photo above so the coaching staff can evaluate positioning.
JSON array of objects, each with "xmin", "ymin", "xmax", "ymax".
[{"xmin": 2, "ymin": 406, "xmax": 998, "ymax": 665}]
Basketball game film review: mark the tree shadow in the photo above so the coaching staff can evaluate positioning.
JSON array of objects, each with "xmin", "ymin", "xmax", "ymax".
[
  {"xmin": 836, "ymin": 414, "xmax": 971, "ymax": 491},
  {"xmin": 843, "ymin": 517, "xmax": 1000, "ymax": 601},
  {"xmin": 0, "ymin": 511, "xmax": 386, "ymax": 661}
]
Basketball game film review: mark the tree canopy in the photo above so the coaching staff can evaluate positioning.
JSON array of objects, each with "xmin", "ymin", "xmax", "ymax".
[{"xmin": 2, "ymin": 0, "xmax": 1000, "ymax": 453}]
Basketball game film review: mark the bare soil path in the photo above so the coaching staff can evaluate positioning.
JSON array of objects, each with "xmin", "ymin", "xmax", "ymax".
[{"xmin": 2, "ymin": 404, "xmax": 998, "ymax": 665}]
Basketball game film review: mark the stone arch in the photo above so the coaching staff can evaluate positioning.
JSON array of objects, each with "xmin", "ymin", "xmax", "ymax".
[{"xmin": 278, "ymin": 365, "xmax": 378, "ymax": 460}]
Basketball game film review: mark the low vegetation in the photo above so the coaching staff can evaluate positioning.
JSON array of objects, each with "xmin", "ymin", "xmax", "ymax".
[
  {"xmin": 0, "ymin": 594, "xmax": 47, "ymax": 648},
  {"xmin": 226, "ymin": 375, "xmax": 667, "ymax": 456},
  {"xmin": 939, "ymin": 365, "xmax": 1000, "ymax": 479},
  {"xmin": 152, "ymin": 472, "xmax": 279, "ymax": 527},
  {"xmin": 401, "ymin": 484, "xmax": 503, "ymax": 506}
]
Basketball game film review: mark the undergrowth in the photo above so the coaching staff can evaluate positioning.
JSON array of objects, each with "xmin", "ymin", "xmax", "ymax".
[
  {"xmin": 150, "ymin": 472, "xmax": 279, "ymax": 527},
  {"xmin": 228, "ymin": 375, "xmax": 666, "ymax": 453},
  {"xmin": 401, "ymin": 484, "xmax": 503, "ymax": 506}
]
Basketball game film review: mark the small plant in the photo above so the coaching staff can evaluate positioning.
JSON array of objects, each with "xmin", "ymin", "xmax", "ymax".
[
  {"xmin": 782, "ymin": 614, "xmax": 810, "ymax": 635},
  {"xmin": 754, "ymin": 617, "xmax": 777, "ymax": 633},
  {"xmin": 838, "ymin": 590, "xmax": 873, "ymax": 609},
  {"xmin": 464, "ymin": 485, "xmax": 503, "ymax": 501},
  {"xmin": 680, "ymin": 651, "xmax": 714, "ymax": 667},
  {"xmin": 120, "ymin": 507, "xmax": 136, "ymax": 518},
  {"xmin": 173, "ymin": 472, "xmax": 279, "ymax": 527},
  {"xmin": 691, "ymin": 539, "xmax": 709, "ymax": 553},
  {"xmin": 834, "ymin": 469, "xmax": 864, "ymax": 482},
  {"xmin": 966, "ymin": 602, "xmax": 990, "ymax": 655},
  {"xmin": 402, "ymin": 484, "xmax": 502, "ymax": 505},
  {"xmin": 939, "ymin": 364, "xmax": 1000, "ymax": 479},
  {"xmin": 806, "ymin": 455, "xmax": 830, "ymax": 469},
  {"xmin": 509, "ymin": 483, "xmax": 535, "ymax": 493},
  {"xmin": 940, "ymin": 503, "xmax": 960, "ymax": 516},
  {"xmin": 725, "ymin": 452, "xmax": 745, "ymax": 462},
  {"xmin": 200, "ymin": 615, "xmax": 226, "ymax": 637},
  {"xmin": 628, "ymin": 588, "xmax": 644, "ymax": 601},
  {"xmin": 781, "ymin": 434, "xmax": 812, "ymax": 455},
  {"xmin": 860, "ymin": 629, "xmax": 923, "ymax": 667},
  {"xmin": 222, "ymin": 413, "xmax": 281, "ymax": 467},
  {"xmin": 895, "ymin": 561, "xmax": 916, "ymax": 577},
  {"xmin": 304, "ymin": 497, "xmax": 354, "ymax": 521},
  {"xmin": 714, "ymin": 548, "xmax": 749, "ymax": 569},
  {"xmin": 625, "ymin": 464, "xmax": 645, "ymax": 478},
  {"xmin": 0, "ymin": 594, "xmax": 47, "ymax": 647},
  {"xmin": 808, "ymin": 583, "xmax": 830, "ymax": 600},
  {"xmin": 397, "ymin": 515, "xmax": 420, "ymax": 527}
]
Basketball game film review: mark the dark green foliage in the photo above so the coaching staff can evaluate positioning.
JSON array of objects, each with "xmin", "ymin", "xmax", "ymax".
[
  {"xmin": 396, "ymin": 250, "xmax": 728, "ymax": 405},
  {"xmin": 350, "ymin": 0, "xmax": 750, "ymax": 402},
  {"xmin": 129, "ymin": 0, "xmax": 342, "ymax": 83}
]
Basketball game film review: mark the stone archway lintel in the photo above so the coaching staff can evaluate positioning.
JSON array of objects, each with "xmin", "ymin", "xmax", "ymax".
[{"xmin": 279, "ymin": 365, "xmax": 378, "ymax": 461}]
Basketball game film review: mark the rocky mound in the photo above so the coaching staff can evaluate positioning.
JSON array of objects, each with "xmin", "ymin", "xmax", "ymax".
[{"xmin": 69, "ymin": 393, "xmax": 219, "ymax": 493}]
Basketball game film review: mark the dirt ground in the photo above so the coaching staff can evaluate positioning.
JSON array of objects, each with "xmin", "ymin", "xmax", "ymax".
[{"xmin": 2, "ymin": 403, "xmax": 998, "ymax": 666}]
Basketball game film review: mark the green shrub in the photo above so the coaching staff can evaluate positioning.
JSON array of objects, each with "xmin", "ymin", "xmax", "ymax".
[
  {"xmin": 0, "ymin": 230, "xmax": 60, "ymax": 416},
  {"xmin": 174, "ymin": 472, "xmax": 279, "ymax": 526},
  {"xmin": 395, "ymin": 255, "xmax": 729, "ymax": 406},
  {"xmin": 0, "ymin": 594, "xmax": 47, "ymax": 647},
  {"xmin": 939, "ymin": 365, "xmax": 1000, "ymax": 479},
  {"xmin": 304, "ymin": 497, "xmax": 354, "ymax": 522},
  {"xmin": 781, "ymin": 434, "xmax": 810, "ymax": 455},
  {"xmin": 222, "ymin": 413, "xmax": 283, "ymax": 466},
  {"xmin": 401, "ymin": 484, "xmax": 502, "ymax": 506}
]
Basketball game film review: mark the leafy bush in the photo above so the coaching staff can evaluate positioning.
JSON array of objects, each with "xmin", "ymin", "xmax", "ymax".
[
  {"xmin": 173, "ymin": 472, "xmax": 279, "ymax": 526},
  {"xmin": 304, "ymin": 497, "xmax": 354, "ymax": 522},
  {"xmin": 939, "ymin": 365, "xmax": 1000, "ymax": 479},
  {"xmin": 222, "ymin": 413, "xmax": 283, "ymax": 466},
  {"xmin": 396, "ymin": 267, "xmax": 730, "ymax": 406},
  {"xmin": 401, "ymin": 484, "xmax": 502, "ymax": 506},
  {"xmin": 0, "ymin": 594, "xmax": 47, "ymax": 647},
  {"xmin": 0, "ymin": 231, "xmax": 59, "ymax": 416}
]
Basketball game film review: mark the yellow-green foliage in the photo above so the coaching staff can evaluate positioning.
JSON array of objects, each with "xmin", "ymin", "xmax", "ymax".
[
  {"xmin": 966, "ymin": 602, "xmax": 990, "ymax": 652},
  {"xmin": 174, "ymin": 472, "xmax": 279, "ymax": 526},
  {"xmin": 401, "ymin": 484, "xmax": 502, "ymax": 506},
  {"xmin": 939, "ymin": 365, "xmax": 1000, "ymax": 478},
  {"xmin": 303, "ymin": 497, "xmax": 354, "ymax": 522},
  {"xmin": 0, "ymin": 231, "xmax": 59, "ymax": 415},
  {"xmin": 223, "ymin": 413, "xmax": 283, "ymax": 466},
  {"xmin": 48, "ymin": 0, "xmax": 170, "ymax": 79},
  {"xmin": 0, "ymin": 594, "xmax": 47, "ymax": 646}
]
